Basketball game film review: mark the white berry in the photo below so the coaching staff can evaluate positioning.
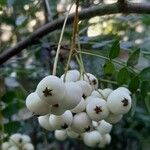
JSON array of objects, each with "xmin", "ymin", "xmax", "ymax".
[
  {"xmin": 66, "ymin": 128, "xmax": 79, "ymax": 139},
  {"xmin": 96, "ymin": 120, "xmax": 112, "ymax": 134},
  {"xmin": 22, "ymin": 143, "xmax": 34, "ymax": 150},
  {"xmin": 22, "ymin": 135, "xmax": 31, "ymax": 144},
  {"xmin": 76, "ymin": 80, "xmax": 92, "ymax": 97},
  {"xmin": 71, "ymin": 112, "xmax": 92, "ymax": 133},
  {"xmin": 8, "ymin": 146, "xmax": 19, "ymax": 150},
  {"xmin": 26, "ymin": 92, "xmax": 51, "ymax": 115},
  {"xmin": 51, "ymin": 104, "xmax": 66, "ymax": 116},
  {"xmin": 54, "ymin": 130, "xmax": 67, "ymax": 141},
  {"xmin": 107, "ymin": 89, "xmax": 132, "ymax": 115},
  {"xmin": 38, "ymin": 114, "xmax": 54, "ymax": 131},
  {"xmin": 49, "ymin": 110, "xmax": 73, "ymax": 130},
  {"xmin": 2, "ymin": 142, "xmax": 11, "ymax": 150},
  {"xmin": 82, "ymin": 73, "xmax": 98, "ymax": 90},
  {"xmin": 60, "ymin": 70, "xmax": 80, "ymax": 82},
  {"xmin": 86, "ymin": 98, "xmax": 109, "ymax": 121},
  {"xmin": 62, "ymin": 82, "xmax": 83, "ymax": 110},
  {"xmin": 83, "ymin": 131, "xmax": 102, "ymax": 147},
  {"xmin": 71, "ymin": 98, "xmax": 86, "ymax": 113},
  {"xmin": 105, "ymin": 113, "xmax": 123, "ymax": 124},
  {"xmin": 36, "ymin": 75, "xmax": 66, "ymax": 105},
  {"xmin": 9, "ymin": 133, "xmax": 22, "ymax": 147}
]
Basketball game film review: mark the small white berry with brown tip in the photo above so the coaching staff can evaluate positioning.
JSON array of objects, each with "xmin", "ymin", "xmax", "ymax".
[
  {"xmin": 26, "ymin": 92, "xmax": 51, "ymax": 115},
  {"xmin": 71, "ymin": 112, "xmax": 92, "ymax": 133},
  {"xmin": 99, "ymin": 88, "xmax": 113, "ymax": 100},
  {"xmin": 62, "ymin": 82, "xmax": 83, "ymax": 110},
  {"xmin": 60, "ymin": 70, "xmax": 80, "ymax": 82},
  {"xmin": 91, "ymin": 90, "xmax": 103, "ymax": 98},
  {"xmin": 76, "ymin": 80, "xmax": 93, "ymax": 97},
  {"xmin": 86, "ymin": 98, "xmax": 109, "ymax": 121},
  {"xmin": 116, "ymin": 87, "xmax": 131, "ymax": 95},
  {"xmin": 9, "ymin": 133, "xmax": 23, "ymax": 147},
  {"xmin": 38, "ymin": 114, "xmax": 54, "ymax": 131},
  {"xmin": 107, "ymin": 89, "xmax": 132, "ymax": 115},
  {"xmin": 55, "ymin": 130, "xmax": 67, "ymax": 141},
  {"xmin": 36, "ymin": 75, "xmax": 66, "ymax": 105},
  {"xmin": 82, "ymin": 73, "xmax": 98, "ymax": 90},
  {"xmin": 51, "ymin": 104, "xmax": 66, "ymax": 116},
  {"xmin": 49, "ymin": 110, "xmax": 73, "ymax": 130}
]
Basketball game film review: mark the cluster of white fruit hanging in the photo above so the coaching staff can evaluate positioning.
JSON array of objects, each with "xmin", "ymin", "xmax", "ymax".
[
  {"xmin": 2, "ymin": 133, "xmax": 34, "ymax": 150},
  {"xmin": 26, "ymin": 70, "xmax": 132, "ymax": 148}
]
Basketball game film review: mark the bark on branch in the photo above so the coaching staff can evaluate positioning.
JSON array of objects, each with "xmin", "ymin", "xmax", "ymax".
[{"xmin": 1, "ymin": 2, "xmax": 150, "ymax": 65}]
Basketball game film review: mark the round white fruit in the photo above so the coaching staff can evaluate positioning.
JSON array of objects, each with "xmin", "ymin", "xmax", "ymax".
[
  {"xmin": 85, "ymin": 96, "xmax": 95, "ymax": 106},
  {"xmin": 2, "ymin": 142, "xmax": 11, "ymax": 150},
  {"xmin": 98, "ymin": 134, "xmax": 111, "ymax": 148},
  {"xmin": 9, "ymin": 133, "xmax": 23, "ymax": 147},
  {"xmin": 83, "ymin": 131, "xmax": 102, "ymax": 147},
  {"xmin": 62, "ymin": 82, "xmax": 83, "ymax": 110},
  {"xmin": 86, "ymin": 98, "xmax": 109, "ymax": 121},
  {"xmin": 82, "ymin": 73, "xmax": 98, "ymax": 90},
  {"xmin": 99, "ymin": 88, "xmax": 113, "ymax": 100},
  {"xmin": 76, "ymin": 80, "xmax": 92, "ymax": 97},
  {"xmin": 38, "ymin": 114, "xmax": 54, "ymax": 131},
  {"xmin": 91, "ymin": 90, "xmax": 102, "ymax": 98},
  {"xmin": 105, "ymin": 113, "xmax": 123, "ymax": 124},
  {"xmin": 51, "ymin": 104, "xmax": 66, "ymax": 116},
  {"xmin": 36, "ymin": 75, "xmax": 66, "ymax": 105},
  {"xmin": 96, "ymin": 120, "xmax": 112, "ymax": 134},
  {"xmin": 26, "ymin": 92, "xmax": 51, "ymax": 115},
  {"xmin": 49, "ymin": 110, "xmax": 73, "ymax": 130},
  {"xmin": 116, "ymin": 87, "xmax": 131, "ymax": 95},
  {"xmin": 71, "ymin": 98, "xmax": 86, "ymax": 113},
  {"xmin": 107, "ymin": 90, "xmax": 132, "ymax": 115},
  {"xmin": 22, "ymin": 135, "xmax": 31, "ymax": 144},
  {"xmin": 71, "ymin": 112, "xmax": 92, "ymax": 133},
  {"xmin": 66, "ymin": 128, "xmax": 79, "ymax": 139},
  {"xmin": 92, "ymin": 121, "xmax": 98, "ymax": 128},
  {"xmin": 54, "ymin": 130, "xmax": 67, "ymax": 141},
  {"xmin": 60, "ymin": 70, "xmax": 80, "ymax": 82},
  {"xmin": 8, "ymin": 146, "xmax": 19, "ymax": 150},
  {"xmin": 22, "ymin": 143, "xmax": 34, "ymax": 150}
]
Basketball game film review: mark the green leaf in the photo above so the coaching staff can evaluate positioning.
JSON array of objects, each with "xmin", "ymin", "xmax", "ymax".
[
  {"xmin": 103, "ymin": 61, "xmax": 115, "ymax": 75},
  {"xmin": 127, "ymin": 49, "xmax": 140, "ymax": 66},
  {"xmin": 1, "ymin": 91, "xmax": 16, "ymax": 103},
  {"xmin": 145, "ymin": 94, "xmax": 150, "ymax": 113},
  {"xmin": 129, "ymin": 76, "xmax": 140, "ymax": 93},
  {"xmin": 141, "ymin": 81, "xmax": 150, "ymax": 97},
  {"xmin": 139, "ymin": 67, "xmax": 150, "ymax": 81},
  {"xmin": 4, "ymin": 121, "xmax": 21, "ymax": 135},
  {"xmin": 117, "ymin": 67, "xmax": 130, "ymax": 85},
  {"xmin": 109, "ymin": 40, "xmax": 120, "ymax": 59}
]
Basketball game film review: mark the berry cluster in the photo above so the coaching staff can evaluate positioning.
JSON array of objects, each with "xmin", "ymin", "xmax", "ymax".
[
  {"xmin": 26, "ymin": 70, "xmax": 132, "ymax": 148},
  {"xmin": 2, "ymin": 133, "xmax": 34, "ymax": 150}
]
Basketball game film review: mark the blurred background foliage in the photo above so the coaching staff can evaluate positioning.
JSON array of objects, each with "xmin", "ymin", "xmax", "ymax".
[{"xmin": 0, "ymin": 0, "xmax": 150, "ymax": 150}]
